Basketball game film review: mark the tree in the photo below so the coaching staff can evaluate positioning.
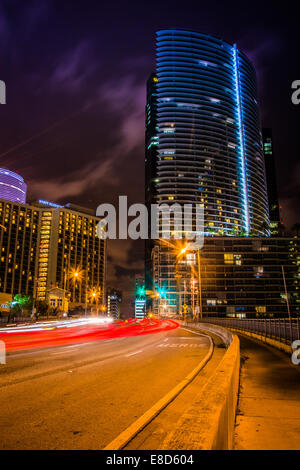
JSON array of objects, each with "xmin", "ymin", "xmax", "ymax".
[
  {"xmin": 12, "ymin": 294, "xmax": 33, "ymax": 316},
  {"xmin": 8, "ymin": 300, "xmax": 22, "ymax": 323},
  {"xmin": 36, "ymin": 300, "xmax": 49, "ymax": 319}
]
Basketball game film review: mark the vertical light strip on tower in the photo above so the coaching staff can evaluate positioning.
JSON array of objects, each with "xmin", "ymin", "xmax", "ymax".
[{"xmin": 233, "ymin": 44, "xmax": 249, "ymax": 235}]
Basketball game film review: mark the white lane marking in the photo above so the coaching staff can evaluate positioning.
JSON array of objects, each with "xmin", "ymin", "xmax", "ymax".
[
  {"xmin": 51, "ymin": 349, "xmax": 79, "ymax": 355},
  {"xmin": 125, "ymin": 350, "xmax": 143, "ymax": 357},
  {"xmin": 157, "ymin": 343, "xmax": 206, "ymax": 349},
  {"xmin": 180, "ymin": 327, "xmax": 210, "ymax": 339},
  {"xmin": 174, "ymin": 336, "xmax": 205, "ymax": 340},
  {"xmin": 8, "ymin": 350, "xmax": 46, "ymax": 358}
]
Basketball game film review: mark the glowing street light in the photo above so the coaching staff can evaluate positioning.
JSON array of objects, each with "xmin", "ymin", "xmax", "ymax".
[{"xmin": 69, "ymin": 266, "xmax": 83, "ymax": 283}]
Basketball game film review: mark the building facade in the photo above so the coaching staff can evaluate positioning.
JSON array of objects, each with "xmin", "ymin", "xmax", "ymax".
[
  {"xmin": 34, "ymin": 201, "xmax": 106, "ymax": 309},
  {"xmin": 146, "ymin": 30, "xmax": 269, "ymax": 239},
  {"xmin": 0, "ymin": 169, "xmax": 27, "ymax": 204},
  {"xmin": 135, "ymin": 298, "xmax": 146, "ymax": 319},
  {"xmin": 145, "ymin": 30, "xmax": 298, "ymax": 319},
  {"xmin": 151, "ymin": 237, "xmax": 300, "ymax": 318},
  {"xmin": 0, "ymin": 199, "xmax": 40, "ymax": 298},
  {"xmin": 0, "ymin": 199, "xmax": 106, "ymax": 312}
]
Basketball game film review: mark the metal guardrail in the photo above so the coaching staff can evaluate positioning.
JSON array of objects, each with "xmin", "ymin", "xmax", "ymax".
[{"xmin": 201, "ymin": 317, "xmax": 300, "ymax": 345}]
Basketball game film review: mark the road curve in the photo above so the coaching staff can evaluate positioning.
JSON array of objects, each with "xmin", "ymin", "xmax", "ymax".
[{"xmin": 0, "ymin": 323, "xmax": 212, "ymax": 450}]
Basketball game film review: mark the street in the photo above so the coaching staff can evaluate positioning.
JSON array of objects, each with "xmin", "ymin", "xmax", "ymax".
[{"xmin": 0, "ymin": 321, "xmax": 214, "ymax": 450}]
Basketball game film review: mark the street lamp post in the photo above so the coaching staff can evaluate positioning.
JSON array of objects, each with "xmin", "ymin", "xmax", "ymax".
[
  {"xmin": 90, "ymin": 287, "xmax": 101, "ymax": 316},
  {"xmin": 197, "ymin": 250, "xmax": 202, "ymax": 321},
  {"xmin": 282, "ymin": 264, "xmax": 293, "ymax": 340}
]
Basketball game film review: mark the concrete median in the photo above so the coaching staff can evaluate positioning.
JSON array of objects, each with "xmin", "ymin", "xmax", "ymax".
[{"xmin": 161, "ymin": 325, "xmax": 240, "ymax": 450}]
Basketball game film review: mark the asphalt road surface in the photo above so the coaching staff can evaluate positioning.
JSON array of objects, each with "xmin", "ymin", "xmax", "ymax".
[{"xmin": 0, "ymin": 324, "xmax": 212, "ymax": 450}]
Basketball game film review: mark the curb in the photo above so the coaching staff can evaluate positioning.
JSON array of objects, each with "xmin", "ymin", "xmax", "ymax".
[{"xmin": 161, "ymin": 330, "xmax": 240, "ymax": 450}]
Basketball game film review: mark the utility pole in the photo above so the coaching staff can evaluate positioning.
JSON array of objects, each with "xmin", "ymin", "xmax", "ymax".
[
  {"xmin": 197, "ymin": 250, "xmax": 202, "ymax": 321},
  {"xmin": 32, "ymin": 276, "xmax": 38, "ymax": 320},
  {"xmin": 282, "ymin": 265, "xmax": 291, "ymax": 319},
  {"xmin": 282, "ymin": 264, "xmax": 293, "ymax": 340},
  {"xmin": 63, "ymin": 269, "xmax": 67, "ymax": 315}
]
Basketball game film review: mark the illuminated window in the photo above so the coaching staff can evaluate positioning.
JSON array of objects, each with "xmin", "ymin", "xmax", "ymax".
[
  {"xmin": 256, "ymin": 306, "xmax": 266, "ymax": 314},
  {"xmin": 224, "ymin": 253, "xmax": 234, "ymax": 264}
]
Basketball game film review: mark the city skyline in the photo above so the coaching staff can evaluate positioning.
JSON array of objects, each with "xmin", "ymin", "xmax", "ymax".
[
  {"xmin": 0, "ymin": 1, "xmax": 299, "ymax": 311},
  {"xmin": 0, "ymin": 0, "xmax": 299, "ymax": 454}
]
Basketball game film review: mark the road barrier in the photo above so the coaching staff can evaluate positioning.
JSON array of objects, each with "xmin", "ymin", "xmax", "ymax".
[
  {"xmin": 201, "ymin": 317, "xmax": 299, "ymax": 355},
  {"xmin": 161, "ymin": 323, "xmax": 240, "ymax": 450}
]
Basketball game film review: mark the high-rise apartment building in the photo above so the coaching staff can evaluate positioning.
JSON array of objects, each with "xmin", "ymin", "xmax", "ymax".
[
  {"xmin": 262, "ymin": 128, "xmax": 281, "ymax": 234},
  {"xmin": 34, "ymin": 201, "xmax": 106, "ymax": 308},
  {"xmin": 0, "ymin": 169, "xmax": 27, "ymax": 204},
  {"xmin": 146, "ymin": 30, "xmax": 269, "ymax": 239},
  {"xmin": 145, "ymin": 30, "xmax": 273, "ymax": 316}
]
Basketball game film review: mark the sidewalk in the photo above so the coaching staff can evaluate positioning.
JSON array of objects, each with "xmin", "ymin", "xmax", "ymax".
[{"xmin": 234, "ymin": 335, "xmax": 300, "ymax": 450}]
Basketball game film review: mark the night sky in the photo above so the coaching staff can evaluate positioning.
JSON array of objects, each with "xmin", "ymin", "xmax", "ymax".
[{"xmin": 0, "ymin": 0, "xmax": 299, "ymax": 311}]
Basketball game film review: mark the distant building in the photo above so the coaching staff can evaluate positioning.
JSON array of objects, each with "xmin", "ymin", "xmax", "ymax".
[
  {"xmin": 0, "ymin": 199, "xmax": 40, "ymax": 298},
  {"xmin": 0, "ymin": 199, "xmax": 106, "ymax": 312},
  {"xmin": 262, "ymin": 129, "xmax": 281, "ymax": 235},
  {"xmin": 0, "ymin": 169, "xmax": 27, "ymax": 203},
  {"xmin": 135, "ymin": 298, "xmax": 146, "ymax": 319},
  {"xmin": 107, "ymin": 288, "xmax": 122, "ymax": 318}
]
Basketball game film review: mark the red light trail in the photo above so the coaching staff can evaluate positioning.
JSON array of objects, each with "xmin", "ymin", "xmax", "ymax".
[{"xmin": 0, "ymin": 318, "xmax": 179, "ymax": 353}]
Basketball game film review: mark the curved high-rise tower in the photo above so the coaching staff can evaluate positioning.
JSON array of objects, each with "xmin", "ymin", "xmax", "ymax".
[
  {"xmin": 0, "ymin": 169, "xmax": 27, "ymax": 204},
  {"xmin": 146, "ymin": 29, "xmax": 269, "ymax": 236}
]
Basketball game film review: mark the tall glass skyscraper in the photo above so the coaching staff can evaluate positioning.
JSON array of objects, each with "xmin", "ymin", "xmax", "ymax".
[
  {"xmin": 146, "ymin": 30, "xmax": 269, "ymax": 237},
  {"xmin": 0, "ymin": 169, "xmax": 27, "ymax": 203},
  {"xmin": 145, "ymin": 30, "xmax": 270, "ymax": 315}
]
